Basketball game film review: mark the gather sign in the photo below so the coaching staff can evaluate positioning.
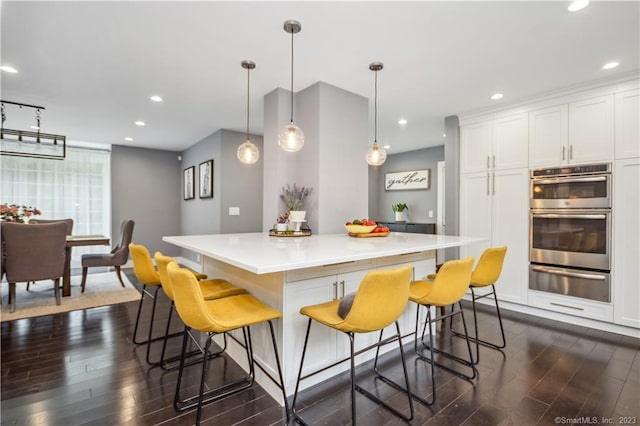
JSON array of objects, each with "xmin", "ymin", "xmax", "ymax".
[{"xmin": 385, "ymin": 169, "xmax": 430, "ymax": 191}]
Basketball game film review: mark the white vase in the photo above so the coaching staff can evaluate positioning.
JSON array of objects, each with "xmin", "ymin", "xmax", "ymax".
[
  {"xmin": 395, "ymin": 211, "xmax": 404, "ymax": 222},
  {"xmin": 276, "ymin": 223, "xmax": 288, "ymax": 232},
  {"xmin": 288, "ymin": 210, "xmax": 306, "ymax": 222}
]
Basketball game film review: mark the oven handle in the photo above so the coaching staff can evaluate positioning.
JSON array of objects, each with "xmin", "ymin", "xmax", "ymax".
[
  {"xmin": 532, "ymin": 176, "xmax": 607, "ymax": 184},
  {"xmin": 531, "ymin": 213, "xmax": 607, "ymax": 220},
  {"xmin": 531, "ymin": 266, "xmax": 607, "ymax": 281}
]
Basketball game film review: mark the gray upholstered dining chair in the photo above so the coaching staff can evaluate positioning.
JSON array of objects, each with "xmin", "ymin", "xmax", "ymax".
[
  {"xmin": 80, "ymin": 219, "xmax": 134, "ymax": 292},
  {"xmin": 1, "ymin": 221, "xmax": 68, "ymax": 313},
  {"xmin": 26, "ymin": 218, "xmax": 74, "ymax": 290}
]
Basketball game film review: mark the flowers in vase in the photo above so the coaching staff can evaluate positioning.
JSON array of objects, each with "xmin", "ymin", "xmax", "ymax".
[
  {"xmin": 0, "ymin": 203, "xmax": 42, "ymax": 223},
  {"xmin": 280, "ymin": 184, "xmax": 311, "ymax": 212}
]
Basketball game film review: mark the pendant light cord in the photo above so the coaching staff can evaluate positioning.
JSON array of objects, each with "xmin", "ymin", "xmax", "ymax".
[
  {"xmin": 290, "ymin": 29, "xmax": 294, "ymax": 124},
  {"xmin": 374, "ymin": 69, "xmax": 378, "ymax": 144},
  {"xmin": 246, "ymin": 65, "xmax": 250, "ymax": 140}
]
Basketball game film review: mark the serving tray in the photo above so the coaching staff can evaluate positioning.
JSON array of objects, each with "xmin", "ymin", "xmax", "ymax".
[
  {"xmin": 269, "ymin": 230, "xmax": 312, "ymax": 237},
  {"xmin": 348, "ymin": 231, "xmax": 390, "ymax": 238}
]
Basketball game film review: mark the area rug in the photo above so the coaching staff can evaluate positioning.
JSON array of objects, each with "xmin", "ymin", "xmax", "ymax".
[{"xmin": 0, "ymin": 272, "xmax": 141, "ymax": 322}]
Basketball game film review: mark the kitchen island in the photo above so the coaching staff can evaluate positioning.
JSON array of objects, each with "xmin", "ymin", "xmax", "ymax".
[{"xmin": 163, "ymin": 232, "xmax": 483, "ymax": 403}]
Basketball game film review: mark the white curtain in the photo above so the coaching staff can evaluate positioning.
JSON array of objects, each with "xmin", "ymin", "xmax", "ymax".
[{"xmin": 1, "ymin": 146, "xmax": 111, "ymax": 268}]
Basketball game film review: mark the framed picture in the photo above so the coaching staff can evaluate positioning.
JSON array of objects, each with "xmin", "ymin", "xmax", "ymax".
[
  {"xmin": 199, "ymin": 159, "xmax": 213, "ymax": 199},
  {"xmin": 183, "ymin": 166, "xmax": 195, "ymax": 200},
  {"xmin": 385, "ymin": 169, "xmax": 430, "ymax": 191}
]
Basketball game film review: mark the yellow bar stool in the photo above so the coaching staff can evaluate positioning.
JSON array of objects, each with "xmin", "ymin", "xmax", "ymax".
[
  {"xmin": 292, "ymin": 265, "xmax": 415, "ymax": 424},
  {"xmin": 129, "ymin": 243, "xmax": 215, "ymax": 364},
  {"xmin": 167, "ymin": 262, "xmax": 288, "ymax": 425},
  {"xmin": 154, "ymin": 251, "xmax": 248, "ymax": 369},
  {"xmin": 409, "ymin": 256, "xmax": 476, "ymax": 405},
  {"xmin": 450, "ymin": 246, "xmax": 508, "ymax": 364}
]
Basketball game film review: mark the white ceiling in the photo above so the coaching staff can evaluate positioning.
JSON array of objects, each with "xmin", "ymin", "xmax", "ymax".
[{"xmin": 1, "ymin": 1, "xmax": 638, "ymax": 154}]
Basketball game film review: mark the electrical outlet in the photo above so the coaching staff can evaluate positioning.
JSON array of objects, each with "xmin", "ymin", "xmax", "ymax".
[
  {"xmin": 229, "ymin": 207, "xmax": 240, "ymax": 216},
  {"xmin": 428, "ymin": 210, "xmax": 434, "ymax": 218}
]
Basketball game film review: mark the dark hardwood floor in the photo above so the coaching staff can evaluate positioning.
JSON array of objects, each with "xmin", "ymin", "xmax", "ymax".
[{"xmin": 2, "ymin": 269, "xmax": 639, "ymax": 425}]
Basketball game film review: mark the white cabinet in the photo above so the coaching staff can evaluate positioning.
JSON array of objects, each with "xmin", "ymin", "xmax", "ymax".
[
  {"xmin": 460, "ymin": 168, "xmax": 529, "ymax": 304},
  {"xmin": 568, "ymin": 94, "xmax": 614, "ymax": 163},
  {"xmin": 615, "ymin": 89, "xmax": 640, "ymax": 159},
  {"xmin": 460, "ymin": 113, "xmax": 528, "ymax": 173},
  {"xmin": 529, "ymin": 95, "xmax": 614, "ymax": 167},
  {"xmin": 529, "ymin": 104, "xmax": 568, "ymax": 168},
  {"xmin": 613, "ymin": 158, "xmax": 640, "ymax": 328}
]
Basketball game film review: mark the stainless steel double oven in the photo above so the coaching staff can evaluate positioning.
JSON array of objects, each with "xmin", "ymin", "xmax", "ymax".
[{"xmin": 529, "ymin": 163, "xmax": 612, "ymax": 302}]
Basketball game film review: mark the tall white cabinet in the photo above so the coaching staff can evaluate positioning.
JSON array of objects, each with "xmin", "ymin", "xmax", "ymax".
[{"xmin": 460, "ymin": 113, "xmax": 529, "ymax": 305}]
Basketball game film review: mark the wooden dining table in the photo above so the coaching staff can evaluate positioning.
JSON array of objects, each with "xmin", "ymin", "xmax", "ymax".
[{"xmin": 64, "ymin": 235, "xmax": 110, "ymax": 297}]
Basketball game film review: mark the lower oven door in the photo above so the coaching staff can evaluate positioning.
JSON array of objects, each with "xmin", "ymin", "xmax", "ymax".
[
  {"xmin": 530, "ymin": 210, "xmax": 611, "ymax": 270},
  {"xmin": 529, "ymin": 264, "xmax": 610, "ymax": 302}
]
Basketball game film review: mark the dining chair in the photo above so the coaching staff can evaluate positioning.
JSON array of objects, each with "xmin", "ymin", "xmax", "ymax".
[
  {"xmin": 26, "ymin": 218, "xmax": 74, "ymax": 290},
  {"xmin": 1, "ymin": 222, "xmax": 68, "ymax": 313},
  {"xmin": 80, "ymin": 219, "xmax": 134, "ymax": 292}
]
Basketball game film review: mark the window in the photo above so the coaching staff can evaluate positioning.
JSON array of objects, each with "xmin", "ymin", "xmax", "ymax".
[{"xmin": 1, "ymin": 146, "xmax": 111, "ymax": 268}]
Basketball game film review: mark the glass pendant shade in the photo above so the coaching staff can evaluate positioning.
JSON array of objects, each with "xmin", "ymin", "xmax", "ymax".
[
  {"xmin": 278, "ymin": 122, "xmax": 305, "ymax": 152},
  {"xmin": 237, "ymin": 139, "xmax": 259, "ymax": 164},
  {"xmin": 366, "ymin": 142, "xmax": 387, "ymax": 166}
]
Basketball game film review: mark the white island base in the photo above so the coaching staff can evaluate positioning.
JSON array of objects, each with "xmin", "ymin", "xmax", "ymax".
[{"xmin": 164, "ymin": 232, "xmax": 484, "ymax": 405}]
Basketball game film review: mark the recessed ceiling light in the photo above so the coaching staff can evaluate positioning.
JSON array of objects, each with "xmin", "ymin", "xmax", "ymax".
[
  {"xmin": 124, "ymin": 137, "xmax": 134, "ymax": 142},
  {"xmin": 602, "ymin": 61, "xmax": 620, "ymax": 70},
  {"xmin": 150, "ymin": 95, "xmax": 163, "ymax": 102},
  {"xmin": 383, "ymin": 145, "xmax": 391, "ymax": 150},
  {"xmin": 398, "ymin": 119, "xmax": 408, "ymax": 125},
  {"xmin": 568, "ymin": 0, "xmax": 589, "ymax": 12},
  {"xmin": 443, "ymin": 133, "xmax": 447, "ymax": 138},
  {"xmin": 0, "ymin": 65, "xmax": 18, "ymax": 73},
  {"xmin": 134, "ymin": 121, "xmax": 146, "ymax": 126},
  {"xmin": 491, "ymin": 93, "xmax": 504, "ymax": 100}
]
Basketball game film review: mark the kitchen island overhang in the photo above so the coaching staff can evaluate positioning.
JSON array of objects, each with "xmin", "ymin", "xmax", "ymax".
[{"xmin": 163, "ymin": 232, "xmax": 485, "ymax": 404}]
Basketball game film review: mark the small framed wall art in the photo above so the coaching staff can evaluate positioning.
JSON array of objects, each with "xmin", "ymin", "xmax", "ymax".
[
  {"xmin": 385, "ymin": 169, "xmax": 430, "ymax": 191},
  {"xmin": 183, "ymin": 166, "xmax": 195, "ymax": 200},
  {"xmin": 199, "ymin": 159, "xmax": 213, "ymax": 199}
]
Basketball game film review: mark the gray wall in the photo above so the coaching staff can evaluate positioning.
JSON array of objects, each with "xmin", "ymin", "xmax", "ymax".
[
  {"xmin": 370, "ymin": 145, "xmax": 444, "ymax": 223},
  {"xmin": 219, "ymin": 130, "xmax": 264, "ymax": 233},
  {"xmin": 111, "ymin": 145, "xmax": 182, "ymax": 256}
]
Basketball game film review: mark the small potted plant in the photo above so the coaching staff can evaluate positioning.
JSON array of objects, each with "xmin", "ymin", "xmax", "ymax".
[
  {"xmin": 392, "ymin": 203, "xmax": 408, "ymax": 222},
  {"xmin": 281, "ymin": 184, "xmax": 311, "ymax": 229},
  {"xmin": 275, "ymin": 212, "xmax": 289, "ymax": 232}
]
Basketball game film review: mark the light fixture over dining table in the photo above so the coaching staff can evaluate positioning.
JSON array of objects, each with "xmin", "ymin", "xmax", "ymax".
[
  {"xmin": 278, "ymin": 20, "xmax": 305, "ymax": 153},
  {"xmin": 237, "ymin": 60, "xmax": 259, "ymax": 165}
]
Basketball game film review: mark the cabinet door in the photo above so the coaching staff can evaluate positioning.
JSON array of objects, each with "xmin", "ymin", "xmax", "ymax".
[
  {"xmin": 569, "ymin": 95, "xmax": 614, "ymax": 163},
  {"xmin": 529, "ymin": 105, "xmax": 568, "ymax": 168},
  {"xmin": 492, "ymin": 113, "xmax": 529, "ymax": 170},
  {"xmin": 459, "ymin": 171, "xmax": 492, "ymax": 261},
  {"xmin": 460, "ymin": 121, "xmax": 492, "ymax": 173},
  {"xmin": 492, "ymin": 168, "xmax": 529, "ymax": 304},
  {"xmin": 283, "ymin": 276, "xmax": 339, "ymax": 386},
  {"xmin": 338, "ymin": 270, "xmax": 375, "ymax": 356},
  {"xmin": 613, "ymin": 159, "xmax": 640, "ymax": 328},
  {"xmin": 615, "ymin": 89, "xmax": 640, "ymax": 159}
]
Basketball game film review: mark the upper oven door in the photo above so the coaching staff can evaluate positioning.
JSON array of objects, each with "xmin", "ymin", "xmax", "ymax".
[
  {"xmin": 530, "ymin": 175, "xmax": 611, "ymax": 209},
  {"xmin": 530, "ymin": 210, "xmax": 611, "ymax": 271}
]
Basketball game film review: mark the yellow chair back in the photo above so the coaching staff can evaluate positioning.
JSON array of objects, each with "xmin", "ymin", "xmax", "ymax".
[
  {"xmin": 129, "ymin": 243, "xmax": 160, "ymax": 285},
  {"xmin": 414, "ymin": 257, "xmax": 475, "ymax": 306},
  {"xmin": 167, "ymin": 262, "xmax": 218, "ymax": 332},
  {"xmin": 154, "ymin": 251, "xmax": 177, "ymax": 300},
  {"xmin": 343, "ymin": 264, "xmax": 413, "ymax": 332},
  {"xmin": 470, "ymin": 246, "xmax": 507, "ymax": 287}
]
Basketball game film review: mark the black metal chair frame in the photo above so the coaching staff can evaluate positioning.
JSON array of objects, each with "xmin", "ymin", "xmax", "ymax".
[
  {"xmin": 173, "ymin": 320, "xmax": 289, "ymax": 425},
  {"xmin": 291, "ymin": 318, "xmax": 414, "ymax": 425},
  {"xmin": 412, "ymin": 301, "xmax": 476, "ymax": 405},
  {"xmin": 450, "ymin": 285, "xmax": 506, "ymax": 365}
]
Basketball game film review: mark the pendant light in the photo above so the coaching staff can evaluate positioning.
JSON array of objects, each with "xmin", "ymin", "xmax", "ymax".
[
  {"xmin": 366, "ymin": 62, "xmax": 387, "ymax": 166},
  {"xmin": 278, "ymin": 20, "xmax": 304, "ymax": 152},
  {"xmin": 237, "ymin": 60, "xmax": 259, "ymax": 164}
]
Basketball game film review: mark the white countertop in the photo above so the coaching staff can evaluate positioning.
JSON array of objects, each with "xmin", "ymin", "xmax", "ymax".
[{"xmin": 163, "ymin": 232, "xmax": 484, "ymax": 274}]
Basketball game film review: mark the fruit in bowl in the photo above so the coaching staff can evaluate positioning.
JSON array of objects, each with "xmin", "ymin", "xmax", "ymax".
[
  {"xmin": 344, "ymin": 218, "xmax": 377, "ymax": 234},
  {"xmin": 344, "ymin": 224, "xmax": 376, "ymax": 234}
]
